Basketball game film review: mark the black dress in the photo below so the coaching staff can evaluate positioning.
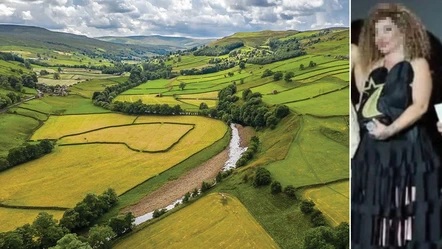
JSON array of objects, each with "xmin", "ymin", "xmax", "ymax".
[{"xmin": 351, "ymin": 61, "xmax": 442, "ymax": 249}]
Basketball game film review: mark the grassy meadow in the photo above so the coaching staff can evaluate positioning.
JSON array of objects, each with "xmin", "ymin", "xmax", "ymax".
[{"xmin": 113, "ymin": 193, "xmax": 280, "ymax": 249}]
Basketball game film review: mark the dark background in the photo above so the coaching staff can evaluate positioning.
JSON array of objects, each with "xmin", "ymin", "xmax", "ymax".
[{"xmin": 351, "ymin": 0, "xmax": 442, "ymax": 40}]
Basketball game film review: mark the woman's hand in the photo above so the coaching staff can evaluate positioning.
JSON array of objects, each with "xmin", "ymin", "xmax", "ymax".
[{"xmin": 369, "ymin": 119, "xmax": 396, "ymax": 140}]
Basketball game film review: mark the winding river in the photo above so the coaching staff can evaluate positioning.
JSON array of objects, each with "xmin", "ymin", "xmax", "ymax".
[{"xmin": 134, "ymin": 123, "xmax": 248, "ymax": 225}]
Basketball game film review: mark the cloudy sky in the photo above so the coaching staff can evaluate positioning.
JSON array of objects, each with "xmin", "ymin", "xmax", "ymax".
[{"xmin": 0, "ymin": 0, "xmax": 348, "ymax": 38}]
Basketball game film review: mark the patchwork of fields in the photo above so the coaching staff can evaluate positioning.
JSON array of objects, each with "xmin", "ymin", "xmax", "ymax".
[{"xmin": 0, "ymin": 29, "xmax": 349, "ymax": 248}]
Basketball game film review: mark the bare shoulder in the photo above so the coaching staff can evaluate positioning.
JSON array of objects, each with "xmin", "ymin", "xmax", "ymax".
[
  {"xmin": 351, "ymin": 44, "xmax": 360, "ymax": 65},
  {"xmin": 410, "ymin": 57, "xmax": 430, "ymax": 72}
]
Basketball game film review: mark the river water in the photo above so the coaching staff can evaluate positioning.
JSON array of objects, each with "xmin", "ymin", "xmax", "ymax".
[{"xmin": 133, "ymin": 123, "xmax": 248, "ymax": 225}]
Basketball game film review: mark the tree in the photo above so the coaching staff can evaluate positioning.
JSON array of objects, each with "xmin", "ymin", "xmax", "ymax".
[
  {"xmin": 300, "ymin": 200, "xmax": 315, "ymax": 214},
  {"xmin": 309, "ymin": 61, "xmax": 316, "ymax": 68},
  {"xmin": 57, "ymin": 67, "xmax": 62, "ymax": 73},
  {"xmin": 192, "ymin": 188, "xmax": 199, "ymax": 198},
  {"xmin": 32, "ymin": 212, "xmax": 67, "ymax": 249},
  {"xmin": 253, "ymin": 167, "xmax": 271, "ymax": 187},
  {"xmin": 152, "ymin": 208, "xmax": 167, "ymax": 218},
  {"xmin": 216, "ymin": 172, "xmax": 223, "ymax": 183},
  {"xmin": 300, "ymin": 63, "xmax": 304, "ymax": 70},
  {"xmin": 284, "ymin": 185, "xmax": 297, "ymax": 199},
  {"xmin": 24, "ymin": 60, "xmax": 32, "ymax": 70},
  {"xmin": 311, "ymin": 209, "xmax": 327, "ymax": 227},
  {"xmin": 109, "ymin": 213, "xmax": 134, "ymax": 236},
  {"xmin": 334, "ymin": 222, "xmax": 349, "ymax": 249},
  {"xmin": 49, "ymin": 234, "xmax": 91, "ymax": 249},
  {"xmin": 199, "ymin": 102, "xmax": 208, "ymax": 110},
  {"xmin": 15, "ymin": 224, "xmax": 39, "ymax": 249},
  {"xmin": 273, "ymin": 71, "xmax": 283, "ymax": 81},
  {"xmin": 177, "ymin": 57, "xmax": 182, "ymax": 62},
  {"xmin": 284, "ymin": 72, "xmax": 294, "ymax": 82},
  {"xmin": 271, "ymin": 181, "xmax": 282, "ymax": 194},
  {"xmin": 201, "ymin": 181, "xmax": 212, "ymax": 192},
  {"xmin": 239, "ymin": 61, "xmax": 245, "ymax": 69},
  {"xmin": 88, "ymin": 225, "xmax": 115, "ymax": 249},
  {"xmin": 303, "ymin": 226, "xmax": 336, "ymax": 249},
  {"xmin": 261, "ymin": 69, "xmax": 274, "ymax": 78},
  {"xmin": 0, "ymin": 232, "xmax": 24, "ymax": 249},
  {"xmin": 266, "ymin": 115, "xmax": 278, "ymax": 128},
  {"xmin": 275, "ymin": 105, "xmax": 290, "ymax": 119},
  {"xmin": 179, "ymin": 82, "xmax": 186, "ymax": 90},
  {"xmin": 242, "ymin": 88, "xmax": 252, "ymax": 101},
  {"xmin": 40, "ymin": 70, "xmax": 50, "ymax": 76},
  {"xmin": 0, "ymin": 158, "xmax": 10, "ymax": 171},
  {"xmin": 53, "ymin": 73, "xmax": 61, "ymax": 80}
]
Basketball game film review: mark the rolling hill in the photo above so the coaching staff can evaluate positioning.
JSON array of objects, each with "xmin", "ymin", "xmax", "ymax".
[
  {"xmin": 97, "ymin": 35, "xmax": 214, "ymax": 51},
  {"xmin": 0, "ymin": 25, "xmax": 162, "ymax": 58}
]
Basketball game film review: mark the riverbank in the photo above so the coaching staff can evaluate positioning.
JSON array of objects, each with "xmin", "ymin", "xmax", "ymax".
[{"xmin": 122, "ymin": 123, "xmax": 253, "ymax": 217}]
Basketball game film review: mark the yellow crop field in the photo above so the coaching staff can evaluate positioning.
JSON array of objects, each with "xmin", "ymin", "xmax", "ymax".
[
  {"xmin": 0, "ymin": 116, "xmax": 227, "ymax": 207},
  {"xmin": 114, "ymin": 95, "xmax": 183, "ymax": 106},
  {"xmin": 302, "ymin": 181, "xmax": 349, "ymax": 226},
  {"xmin": 177, "ymin": 92, "xmax": 219, "ymax": 99},
  {"xmin": 60, "ymin": 123, "xmax": 193, "ymax": 151},
  {"xmin": 114, "ymin": 193, "xmax": 280, "ymax": 249},
  {"xmin": 0, "ymin": 208, "xmax": 64, "ymax": 232},
  {"xmin": 32, "ymin": 113, "xmax": 137, "ymax": 139},
  {"xmin": 179, "ymin": 99, "xmax": 217, "ymax": 108}
]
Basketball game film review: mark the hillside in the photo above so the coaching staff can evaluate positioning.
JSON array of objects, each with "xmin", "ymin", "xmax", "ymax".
[
  {"xmin": 209, "ymin": 28, "xmax": 347, "ymax": 48},
  {"xmin": 0, "ymin": 25, "xmax": 162, "ymax": 59},
  {"xmin": 97, "ymin": 35, "xmax": 214, "ymax": 51}
]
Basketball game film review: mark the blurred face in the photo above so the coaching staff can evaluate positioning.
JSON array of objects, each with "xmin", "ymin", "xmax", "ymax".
[{"xmin": 374, "ymin": 17, "xmax": 404, "ymax": 54}]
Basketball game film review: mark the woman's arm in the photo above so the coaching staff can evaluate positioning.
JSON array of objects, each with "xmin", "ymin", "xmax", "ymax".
[
  {"xmin": 351, "ymin": 44, "xmax": 365, "ymax": 107},
  {"xmin": 371, "ymin": 58, "xmax": 432, "ymax": 139}
]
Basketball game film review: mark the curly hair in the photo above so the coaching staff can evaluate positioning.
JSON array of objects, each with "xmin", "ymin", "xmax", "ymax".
[{"xmin": 358, "ymin": 3, "xmax": 430, "ymax": 73}]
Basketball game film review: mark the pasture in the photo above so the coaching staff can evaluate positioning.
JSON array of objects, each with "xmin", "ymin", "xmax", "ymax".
[
  {"xmin": 0, "ymin": 208, "xmax": 64, "ymax": 232},
  {"xmin": 69, "ymin": 77, "xmax": 126, "ymax": 98},
  {"xmin": 266, "ymin": 115, "xmax": 348, "ymax": 188},
  {"xmin": 20, "ymin": 95, "xmax": 111, "ymax": 115},
  {"xmin": 1, "ymin": 115, "xmax": 227, "ymax": 207},
  {"xmin": 287, "ymin": 89, "xmax": 348, "ymax": 116},
  {"xmin": 60, "ymin": 123, "xmax": 194, "ymax": 151},
  {"xmin": 262, "ymin": 77, "xmax": 348, "ymax": 105},
  {"xmin": 0, "ymin": 113, "xmax": 40, "ymax": 157},
  {"xmin": 113, "ymin": 193, "xmax": 279, "ymax": 249},
  {"xmin": 32, "ymin": 113, "xmax": 137, "ymax": 140},
  {"xmin": 302, "ymin": 180, "xmax": 349, "ymax": 226}
]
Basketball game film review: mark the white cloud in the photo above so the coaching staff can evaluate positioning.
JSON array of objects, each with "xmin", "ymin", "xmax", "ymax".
[
  {"xmin": 0, "ymin": 4, "xmax": 15, "ymax": 16},
  {"xmin": 0, "ymin": 0, "xmax": 348, "ymax": 37},
  {"xmin": 21, "ymin": 10, "xmax": 32, "ymax": 20}
]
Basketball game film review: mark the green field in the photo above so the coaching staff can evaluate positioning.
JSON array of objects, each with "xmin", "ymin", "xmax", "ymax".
[
  {"xmin": 302, "ymin": 181, "xmax": 349, "ymax": 226},
  {"xmin": 69, "ymin": 77, "xmax": 127, "ymax": 98},
  {"xmin": 114, "ymin": 95, "xmax": 199, "ymax": 111},
  {"xmin": 263, "ymin": 77, "xmax": 348, "ymax": 105},
  {"xmin": 114, "ymin": 193, "xmax": 280, "ymax": 249},
  {"xmin": 20, "ymin": 95, "xmax": 111, "ymax": 115},
  {"xmin": 0, "ymin": 113, "xmax": 40, "ymax": 157},
  {"xmin": 287, "ymin": 89, "xmax": 348, "ymax": 116},
  {"xmin": 266, "ymin": 115, "xmax": 348, "ymax": 188},
  {"xmin": 8, "ymin": 107, "xmax": 49, "ymax": 121}
]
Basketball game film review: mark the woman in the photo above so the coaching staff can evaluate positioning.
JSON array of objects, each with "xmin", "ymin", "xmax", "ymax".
[{"xmin": 351, "ymin": 3, "xmax": 442, "ymax": 248}]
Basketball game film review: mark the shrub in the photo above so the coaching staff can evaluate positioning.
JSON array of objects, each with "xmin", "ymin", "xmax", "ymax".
[
  {"xmin": 253, "ymin": 167, "xmax": 271, "ymax": 187},
  {"xmin": 300, "ymin": 200, "xmax": 315, "ymax": 214},
  {"xmin": 271, "ymin": 181, "xmax": 282, "ymax": 194}
]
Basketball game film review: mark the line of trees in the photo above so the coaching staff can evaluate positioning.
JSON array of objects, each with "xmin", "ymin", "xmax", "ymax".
[
  {"xmin": 0, "ymin": 91, "xmax": 22, "ymax": 109},
  {"xmin": 60, "ymin": 189, "xmax": 119, "ymax": 231},
  {"xmin": 0, "ymin": 188, "xmax": 134, "ymax": 249},
  {"xmin": 0, "ymin": 140, "xmax": 54, "ymax": 172},
  {"xmin": 193, "ymin": 42, "xmax": 244, "ymax": 56},
  {"xmin": 179, "ymin": 60, "xmax": 236, "ymax": 76},
  {"xmin": 0, "ymin": 73, "xmax": 38, "ymax": 92},
  {"xmin": 247, "ymin": 50, "xmax": 307, "ymax": 65},
  {"xmin": 236, "ymin": 136, "xmax": 259, "ymax": 167}
]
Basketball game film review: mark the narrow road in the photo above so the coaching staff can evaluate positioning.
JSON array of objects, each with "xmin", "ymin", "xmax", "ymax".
[{"xmin": 0, "ymin": 96, "xmax": 36, "ymax": 114}]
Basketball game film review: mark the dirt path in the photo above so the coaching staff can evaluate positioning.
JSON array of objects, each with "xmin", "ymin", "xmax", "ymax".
[{"xmin": 122, "ymin": 124, "xmax": 253, "ymax": 216}]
